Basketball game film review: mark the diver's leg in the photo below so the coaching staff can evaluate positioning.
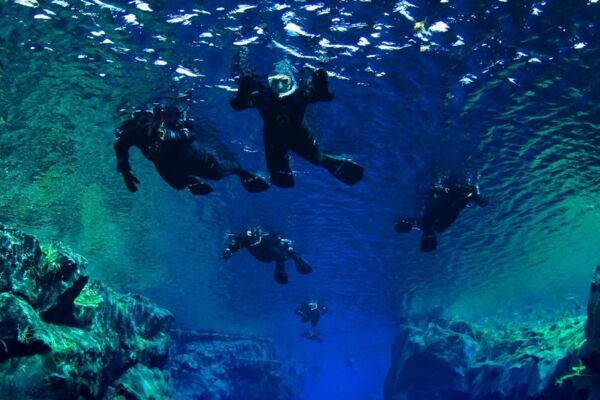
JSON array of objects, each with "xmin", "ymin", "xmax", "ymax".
[
  {"xmin": 310, "ymin": 315, "xmax": 320, "ymax": 327},
  {"xmin": 274, "ymin": 260, "xmax": 289, "ymax": 284},
  {"xmin": 289, "ymin": 129, "xmax": 322, "ymax": 166},
  {"xmin": 394, "ymin": 219, "xmax": 416, "ymax": 233},
  {"xmin": 155, "ymin": 163, "xmax": 188, "ymax": 191},
  {"xmin": 265, "ymin": 138, "xmax": 294, "ymax": 188},
  {"xmin": 187, "ymin": 141, "xmax": 270, "ymax": 193},
  {"xmin": 289, "ymin": 251, "xmax": 313, "ymax": 274},
  {"xmin": 186, "ymin": 143, "xmax": 228, "ymax": 180},
  {"xmin": 290, "ymin": 128, "xmax": 364, "ymax": 185},
  {"xmin": 420, "ymin": 230, "xmax": 438, "ymax": 252}
]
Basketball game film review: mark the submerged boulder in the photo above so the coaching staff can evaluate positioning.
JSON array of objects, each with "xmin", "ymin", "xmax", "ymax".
[
  {"xmin": 0, "ymin": 224, "xmax": 174, "ymax": 399},
  {"xmin": 384, "ymin": 317, "xmax": 586, "ymax": 400},
  {"xmin": 169, "ymin": 330, "xmax": 302, "ymax": 400},
  {"xmin": 581, "ymin": 265, "xmax": 600, "ymax": 371},
  {"xmin": 0, "ymin": 225, "xmax": 88, "ymax": 325},
  {"xmin": 106, "ymin": 364, "xmax": 175, "ymax": 400},
  {"xmin": 0, "ymin": 224, "xmax": 302, "ymax": 400},
  {"xmin": 384, "ymin": 265, "xmax": 600, "ymax": 400}
]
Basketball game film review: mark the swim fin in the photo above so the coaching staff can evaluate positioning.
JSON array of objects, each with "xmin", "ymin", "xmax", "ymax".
[
  {"xmin": 394, "ymin": 219, "xmax": 414, "ymax": 233},
  {"xmin": 420, "ymin": 234, "xmax": 437, "ymax": 252},
  {"xmin": 238, "ymin": 171, "xmax": 270, "ymax": 193},
  {"xmin": 187, "ymin": 179, "xmax": 214, "ymax": 195},
  {"xmin": 295, "ymin": 259, "xmax": 313, "ymax": 274},
  {"xmin": 321, "ymin": 155, "xmax": 364, "ymax": 185}
]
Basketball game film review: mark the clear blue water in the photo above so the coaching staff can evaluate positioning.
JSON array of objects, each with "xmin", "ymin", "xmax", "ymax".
[{"xmin": 1, "ymin": 0, "xmax": 599, "ymax": 398}]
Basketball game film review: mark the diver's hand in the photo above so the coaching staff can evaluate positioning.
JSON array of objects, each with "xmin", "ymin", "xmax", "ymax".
[
  {"xmin": 312, "ymin": 68, "xmax": 334, "ymax": 101},
  {"xmin": 219, "ymin": 249, "xmax": 232, "ymax": 260},
  {"xmin": 238, "ymin": 75, "xmax": 256, "ymax": 93},
  {"xmin": 231, "ymin": 75, "xmax": 259, "ymax": 109},
  {"xmin": 312, "ymin": 68, "xmax": 328, "ymax": 82},
  {"xmin": 121, "ymin": 170, "xmax": 140, "ymax": 192}
]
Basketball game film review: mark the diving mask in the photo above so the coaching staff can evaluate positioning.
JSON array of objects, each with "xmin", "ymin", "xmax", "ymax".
[{"xmin": 268, "ymin": 74, "xmax": 297, "ymax": 98}]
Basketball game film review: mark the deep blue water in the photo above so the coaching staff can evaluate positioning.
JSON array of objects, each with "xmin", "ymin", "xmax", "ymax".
[{"xmin": 1, "ymin": 0, "xmax": 599, "ymax": 398}]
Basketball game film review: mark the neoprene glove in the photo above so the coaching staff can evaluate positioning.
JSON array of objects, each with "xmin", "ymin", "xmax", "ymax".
[
  {"xmin": 312, "ymin": 68, "xmax": 334, "ymax": 101},
  {"xmin": 122, "ymin": 170, "xmax": 140, "ymax": 192},
  {"xmin": 219, "ymin": 248, "xmax": 232, "ymax": 260},
  {"xmin": 238, "ymin": 75, "xmax": 257, "ymax": 97}
]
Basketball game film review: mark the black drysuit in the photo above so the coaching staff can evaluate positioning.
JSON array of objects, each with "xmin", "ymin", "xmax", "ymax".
[
  {"xmin": 230, "ymin": 69, "xmax": 364, "ymax": 188},
  {"xmin": 395, "ymin": 182, "xmax": 488, "ymax": 252},
  {"xmin": 221, "ymin": 228, "xmax": 313, "ymax": 284},
  {"xmin": 114, "ymin": 108, "xmax": 269, "ymax": 195}
]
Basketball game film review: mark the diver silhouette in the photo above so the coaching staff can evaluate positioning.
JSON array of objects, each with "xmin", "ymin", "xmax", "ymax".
[
  {"xmin": 230, "ymin": 60, "xmax": 364, "ymax": 188},
  {"xmin": 395, "ymin": 180, "xmax": 488, "ymax": 252},
  {"xmin": 294, "ymin": 300, "xmax": 327, "ymax": 327},
  {"xmin": 113, "ymin": 104, "xmax": 269, "ymax": 195},
  {"xmin": 220, "ymin": 227, "xmax": 313, "ymax": 284}
]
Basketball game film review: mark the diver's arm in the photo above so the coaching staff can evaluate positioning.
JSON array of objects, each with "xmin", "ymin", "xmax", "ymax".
[
  {"xmin": 461, "ymin": 183, "xmax": 489, "ymax": 207},
  {"xmin": 230, "ymin": 75, "xmax": 261, "ymax": 110},
  {"xmin": 114, "ymin": 120, "xmax": 135, "ymax": 172},
  {"xmin": 114, "ymin": 120, "xmax": 140, "ymax": 192},
  {"xmin": 220, "ymin": 234, "xmax": 248, "ymax": 260},
  {"xmin": 305, "ymin": 68, "xmax": 334, "ymax": 103}
]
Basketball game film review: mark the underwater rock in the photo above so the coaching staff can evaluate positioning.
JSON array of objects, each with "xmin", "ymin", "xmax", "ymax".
[
  {"xmin": 581, "ymin": 265, "xmax": 600, "ymax": 371},
  {"xmin": 169, "ymin": 330, "xmax": 301, "ymax": 400},
  {"xmin": 0, "ymin": 225, "xmax": 300, "ymax": 399},
  {"xmin": 0, "ymin": 224, "xmax": 89, "ymax": 325},
  {"xmin": 106, "ymin": 364, "xmax": 174, "ymax": 400},
  {"xmin": 384, "ymin": 317, "xmax": 585, "ymax": 400},
  {"xmin": 0, "ymin": 225, "xmax": 174, "ymax": 399}
]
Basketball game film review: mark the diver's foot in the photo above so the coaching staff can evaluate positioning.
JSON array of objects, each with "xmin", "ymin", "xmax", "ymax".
[
  {"xmin": 295, "ymin": 261, "xmax": 313, "ymax": 274},
  {"xmin": 394, "ymin": 219, "xmax": 414, "ymax": 233},
  {"xmin": 274, "ymin": 270, "xmax": 289, "ymax": 284},
  {"xmin": 188, "ymin": 181, "xmax": 214, "ymax": 195},
  {"xmin": 321, "ymin": 155, "xmax": 364, "ymax": 185},
  {"xmin": 420, "ymin": 234, "xmax": 438, "ymax": 252},
  {"xmin": 238, "ymin": 171, "xmax": 270, "ymax": 193},
  {"xmin": 270, "ymin": 171, "xmax": 294, "ymax": 188}
]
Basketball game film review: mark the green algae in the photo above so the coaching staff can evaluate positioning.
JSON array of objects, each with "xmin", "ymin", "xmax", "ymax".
[
  {"xmin": 74, "ymin": 284, "xmax": 103, "ymax": 309},
  {"xmin": 556, "ymin": 361, "xmax": 591, "ymax": 387}
]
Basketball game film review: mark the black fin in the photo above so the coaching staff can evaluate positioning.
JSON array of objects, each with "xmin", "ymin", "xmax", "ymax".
[
  {"xmin": 295, "ymin": 260, "xmax": 313, "ymax": 274},
  {"xmin": 238, "ymin": 171, "xmax": 270, "ymax": 193},
  {"xmin": 187, "ymin": 179, "xmax": 214, "ymax": 195},
  {"xmin": 321, "ymin": 155, "xmax": 364, "ymax": 185}
]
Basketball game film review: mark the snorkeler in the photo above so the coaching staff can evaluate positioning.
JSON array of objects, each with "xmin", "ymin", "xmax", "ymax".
[
  {"xmin": 219, "ymin": 227, "xmax": 313, "ymax": 284},
  {"xmin": 230, "ymin": 59, "xmax": 364, "ymax": 188},
  {"xmin": 294, "ymin": 300, "xmax": 327, "ymax": 327},
  {"xmin": 395, "ymin": 180, "xmax": 489, "ymax": 252},
  {"xmin": 114, "ymin": 103, "xmax": 269, "ymax": 195}
]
